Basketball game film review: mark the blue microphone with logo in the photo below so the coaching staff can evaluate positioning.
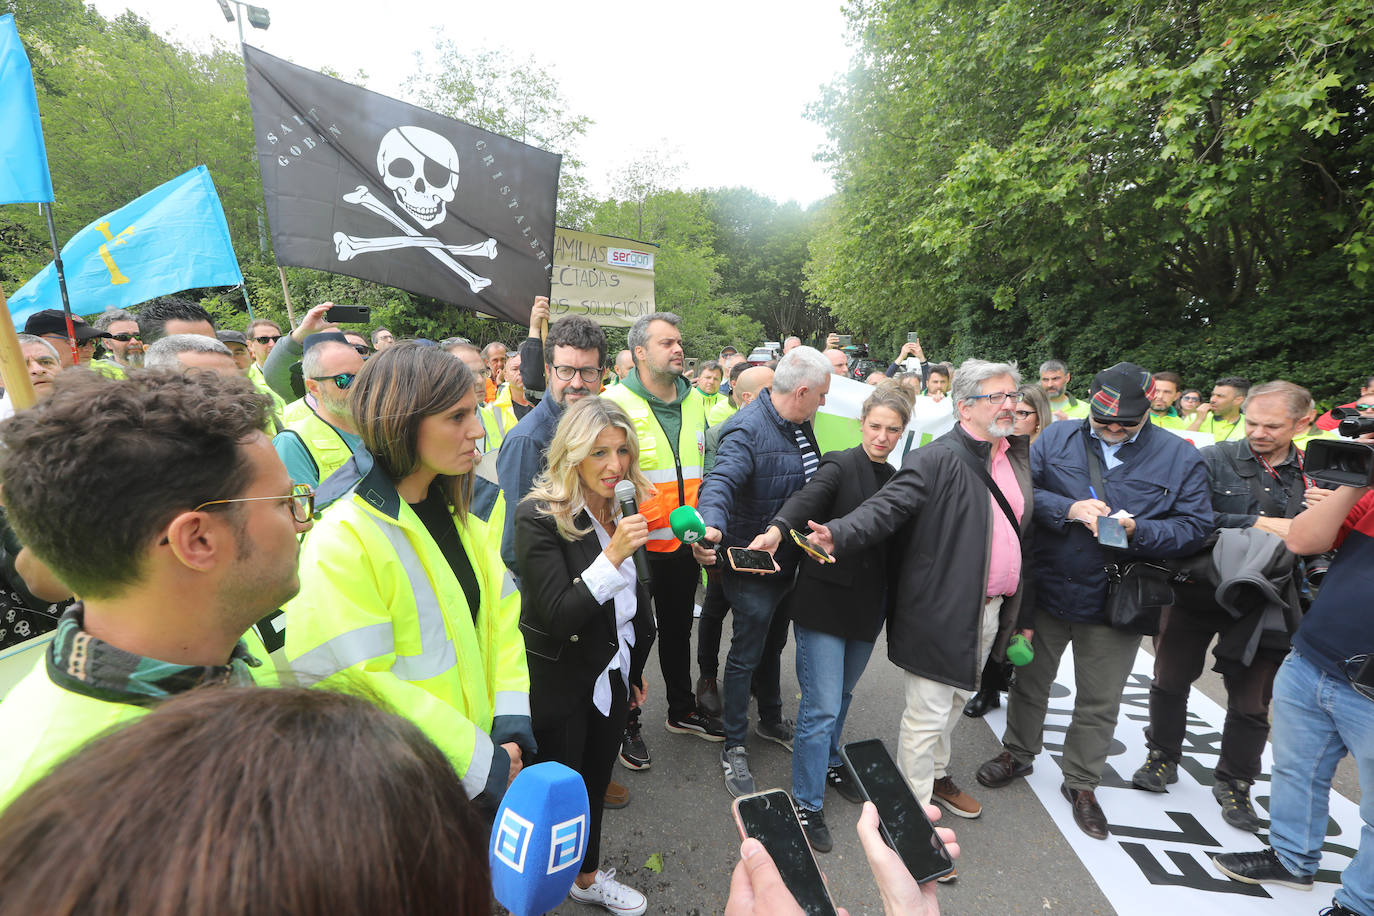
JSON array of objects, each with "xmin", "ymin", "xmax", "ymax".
[{"xmin": 489, "ymin": 762, "xmax": 590, "ymax": 916}]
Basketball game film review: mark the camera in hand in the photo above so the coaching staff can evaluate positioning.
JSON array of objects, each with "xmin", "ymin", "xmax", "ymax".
[{"xmin": 1305, "ymin": 407, "xmax": 1374, "ymax": 488}]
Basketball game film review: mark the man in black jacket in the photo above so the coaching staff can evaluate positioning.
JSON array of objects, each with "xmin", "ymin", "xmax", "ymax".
[
  {"xmin": 808, "ymin": 360, "xmax": 1033, "ymax": 831},
  {"xmin": 1132, "ymin": 380, "xmax": 1316, "ymax": 831}
]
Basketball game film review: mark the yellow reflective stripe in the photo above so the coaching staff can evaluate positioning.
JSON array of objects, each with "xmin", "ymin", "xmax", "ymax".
[{"xmin": 463, "ymin": 726, "xmax": 494, "ymax": 798}]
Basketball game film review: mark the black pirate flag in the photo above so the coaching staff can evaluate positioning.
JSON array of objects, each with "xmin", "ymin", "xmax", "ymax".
[{"xmin": 243, "ymin": 45, "xmax": 560, "ymax": 325}]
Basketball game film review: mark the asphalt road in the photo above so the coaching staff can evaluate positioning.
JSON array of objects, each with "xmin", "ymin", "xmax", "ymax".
[{"xmin": 544, "ymin": 612, "xmax": 1361, "ymax": 916}]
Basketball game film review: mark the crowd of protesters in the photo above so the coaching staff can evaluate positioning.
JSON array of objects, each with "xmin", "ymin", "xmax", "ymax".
[{"xmin": 0, "ymin": 293, "xmax": 1370, "ymax": 916}]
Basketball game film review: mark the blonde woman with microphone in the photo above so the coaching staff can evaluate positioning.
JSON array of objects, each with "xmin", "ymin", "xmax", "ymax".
[{"xmin": 513, "ymin": 397, "xmax": 657, "ymax": 916}]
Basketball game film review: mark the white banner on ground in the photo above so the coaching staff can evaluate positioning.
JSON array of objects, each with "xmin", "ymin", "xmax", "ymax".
[{"xmin": 982, "ymin": 647, "xmax": 1359, "ymax": 915}]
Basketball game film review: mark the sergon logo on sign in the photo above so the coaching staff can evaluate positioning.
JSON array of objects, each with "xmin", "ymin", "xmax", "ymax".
[{"xmin": 606, "ymin": 247, "xmax": 653, "ymax": 270}]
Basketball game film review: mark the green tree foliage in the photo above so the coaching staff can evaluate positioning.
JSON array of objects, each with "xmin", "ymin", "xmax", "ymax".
[
  {"xmin": 590, "ymin": 185, "xmax": 763, "ymax": 360},
  {"xmin": 811, "ymin": 0, "xmax": 1374, "ymax": 400},
  {"xmin": 406, "ymin": 41, "xmax": 595, "ymax": 230},
  {"xmin": 702, "ymin": 188, "xmax": 829, "ymax": 344}
]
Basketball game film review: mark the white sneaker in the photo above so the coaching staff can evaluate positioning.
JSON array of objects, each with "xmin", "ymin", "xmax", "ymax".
[{"xmin": 568, "ymin": 868, "xmax": 648, "ymax": 916}]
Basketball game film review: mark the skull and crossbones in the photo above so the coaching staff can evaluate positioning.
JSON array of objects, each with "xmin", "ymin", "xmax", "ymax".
[{"xmin": 334, "ymin": 126, "xmax": 497, "ymax": 293}]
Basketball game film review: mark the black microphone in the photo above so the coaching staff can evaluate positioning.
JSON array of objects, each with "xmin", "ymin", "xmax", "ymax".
[{"xmin": 614, "ymin": 479, "xmax": 652, "ymax": 586}]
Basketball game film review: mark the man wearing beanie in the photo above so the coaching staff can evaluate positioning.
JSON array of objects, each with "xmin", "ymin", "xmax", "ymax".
[{"xmin": 976, "ymin": 362, "xmax": 1212, "ymax": 840}]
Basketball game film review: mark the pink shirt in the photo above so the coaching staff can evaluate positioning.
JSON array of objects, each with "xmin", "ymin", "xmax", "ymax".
[{"xmin": 961, "ymin": 422, "xmax": 1025, "ymax": 596}]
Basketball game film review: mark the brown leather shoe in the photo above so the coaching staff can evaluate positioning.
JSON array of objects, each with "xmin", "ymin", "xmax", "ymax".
[
  {"xmin": 1060, "ymin": 783, "xmax": 1108, "ymax": 840},
  {"xmin": 976, "ymin": 750, "xmax": 1033, "ymax": 788},
  {"xmin": 604, "ymin": 780, "xmax": 630, "ymax": 810}
]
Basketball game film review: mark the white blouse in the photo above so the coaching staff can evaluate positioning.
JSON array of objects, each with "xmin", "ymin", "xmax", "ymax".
[{"xmin": 577, "ymin": 506, "xmax": 639, "ymax": 717}]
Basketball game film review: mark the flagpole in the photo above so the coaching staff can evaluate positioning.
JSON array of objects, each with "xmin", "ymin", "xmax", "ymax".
[
  {"xmin": 0, "ymin": 283, "xmax": 38, "ymax": 410},
  {"xmin": 40, "ymin": 202, "xmax": 77, "ymax": 364},
  {"xmin": 277, "ymin": 266, "xmax": 296, "ymax": 327},
  {"xmin": 240, "ymin": 283, "xmax": 255, "ymax": 319}
]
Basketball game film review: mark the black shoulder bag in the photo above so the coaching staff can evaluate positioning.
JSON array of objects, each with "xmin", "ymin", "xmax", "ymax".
[
  {"xmin": 1081, "ymin": 424, "xmax": 1175, "ymax": 635},
  {"xmin": 936, "ymin": 435, "xmax": 1021, "ymax": 535}
]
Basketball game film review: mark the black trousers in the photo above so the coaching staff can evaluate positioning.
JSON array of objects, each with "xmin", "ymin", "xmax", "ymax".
[
  {"xmin": 534, "ymin": 676, "xmax": 629, "ymax": 874},
  {"xmin": 697, "ymin": 567, "xmax": 730, "ymax": 678},
  {"xmin": 649, "ymin": 546, "xmax": 702, "ymax": 719},
  {"xmin": 1145, "ymin": 603, "xmax": 1283, "ymax": 784}
]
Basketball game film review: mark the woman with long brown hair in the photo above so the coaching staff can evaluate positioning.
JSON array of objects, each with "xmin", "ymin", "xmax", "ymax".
[{"xmin": 285, "ymin": 342, "xmax": 534, "ymax": 808}]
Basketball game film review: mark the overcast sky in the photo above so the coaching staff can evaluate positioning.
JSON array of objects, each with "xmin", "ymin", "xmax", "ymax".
[{"xmin": 86, "ymin": 0, "xmax": 853, "ymax": 207}]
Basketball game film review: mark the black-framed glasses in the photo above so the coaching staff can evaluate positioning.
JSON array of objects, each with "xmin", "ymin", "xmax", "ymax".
[
  {"xmin": 551, "ymin": 365, "xmax": 602, "ymax": 383},
  {"xmin": 1013, "ymin": 408, "xmax": 1037, "ymax": 420},
  {"xmin": 253, "ymin": 335, "xmax": 282, "ymax": 345},
  {"xmin": 310, "ymin": 372, "xmax": 357, "ymax": 390},
  {"xmin": 107, "ymin": 332, "xmax": 141, "ymax": 342},
  {"xmin": 967, "ymin": 391, "xmax": 1024, "ymax": 406},
  {"xmin": 194, "ymin": 483, "xmax": 316, "ymax": 525}
]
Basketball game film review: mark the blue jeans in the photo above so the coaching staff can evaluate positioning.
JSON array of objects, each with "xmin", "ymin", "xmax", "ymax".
[
  {"xmin": 792, "ymin": 623, "xmax": 875, "ymax": 811},
  {"xmin": 721, "ymin": 572, "xmax": 791, "ymax": 748},
  {"xmin": 1269, "ymin": 650, "xmax": 1374, "ymax": 914}
]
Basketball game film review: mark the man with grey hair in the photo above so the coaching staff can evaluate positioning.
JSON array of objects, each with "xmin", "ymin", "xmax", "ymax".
[
  {"xmin": 143, "ymin": 334, "xmax": 239, "ymax": 376},
  {"xmin": 696, "ymin": 346, "xmax": 831, "ymax": 798},
  {"xmin": 273, "ymin": 332, "xmax": 366, "ymax": 487},
  {"xmin": 1132, "ymin": 379, "xmax": 1316, "ymax": 831},
  {"xmin": 806, "ymin": 359, "xmax": 1033, "ymax": 860},
  {"xmin": 604, "ymin": 311, "xmax": 722, "ymax": 751},
  {"xmin": 93, "ymin": 308, "xmax": 143, "ymax": 371},
  {"xmin": 977, "ymin": 362, "xmax": 1210, "ymax": 843}
]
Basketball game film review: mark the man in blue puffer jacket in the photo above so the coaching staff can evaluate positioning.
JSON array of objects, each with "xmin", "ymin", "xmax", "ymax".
[
  {"xmin": 697, "ymin": 346, "xmax": 832, "ymax": 798},
  {"xmin": 977, "ymin": 362, "xmax": 1212, "ymax": 841}
]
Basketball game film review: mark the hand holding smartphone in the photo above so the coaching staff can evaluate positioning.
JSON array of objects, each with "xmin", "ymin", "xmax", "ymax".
[
  {"xmin": 732, "ymin": 790, "xmax": 838, "ymax": 915},
  {"xmin": 727, "ymin": 546, "xmax": 780, "ymax": 574},
  {"xmin": 841, "ymin": 739, "xmax": 954, "ymax": 884}
]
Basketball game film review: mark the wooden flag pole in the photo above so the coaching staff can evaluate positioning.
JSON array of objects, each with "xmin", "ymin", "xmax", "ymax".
[
  {"xmin": 0, "ymin": 284, "xmax": 38, "ymax": 411},
  {"xmin": 278, "ymin": 266, "xmax": 296, "ymax": 327}
]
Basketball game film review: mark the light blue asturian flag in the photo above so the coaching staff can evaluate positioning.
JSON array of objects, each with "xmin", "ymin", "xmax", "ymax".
[
  {"xmin": 7, "ymin": 166, "xmax": 243, "ymax": 323},
  {"xmin": 0, "ymin": 14, "xmax": 54, "ymax": 204}
]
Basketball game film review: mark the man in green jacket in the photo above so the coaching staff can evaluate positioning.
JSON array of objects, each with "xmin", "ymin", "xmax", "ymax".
[{"xmin": 0, "ymin": 370, "xmax": 309, "ymax": 810}]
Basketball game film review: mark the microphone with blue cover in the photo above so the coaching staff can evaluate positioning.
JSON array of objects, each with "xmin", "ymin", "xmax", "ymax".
[{"xmin": 489, "ymin": 762, "xmax": 591, "ymax": 916}]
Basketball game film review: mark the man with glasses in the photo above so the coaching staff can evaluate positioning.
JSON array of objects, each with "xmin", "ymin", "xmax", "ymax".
[
  {"xmin": 93, "ymin": 307, "xmax": 143, "ymax": 373},
  {"xmin": 274, "ymin": 332, "xmax": 366, "ymax": 488},
  {"xmin": 805, "ymin": 360, "xmax": 1033, "ymax": 858},
  {"xmin": 22, "ymin": 310, "xmax": 108, "ymax": 371},
  {"xmin": 0, "ymin": 369, "xmax": 312, "ymax": 810},
  {"xmin": 977, "ymin": 363, "xmax": 1211, "ymax": 841}
]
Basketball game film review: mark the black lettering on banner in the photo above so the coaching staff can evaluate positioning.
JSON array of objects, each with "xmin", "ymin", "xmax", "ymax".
[
  {"xmin": 1119, "ymin": 843, "xmax": 1271, "ymax": 896},
  {"xmin": 1107, "ymin": 810, "xmax": 1220, "ymax": 846}
]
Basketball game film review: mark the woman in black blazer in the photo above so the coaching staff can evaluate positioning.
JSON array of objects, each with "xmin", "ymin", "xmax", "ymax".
[
  {"xmin": 756, "ymin": 383, "xmax": 913, "ymax": 852},
  {"xmin": 513, "ymin": 397, "xmax": 655, "ymax": 916}
]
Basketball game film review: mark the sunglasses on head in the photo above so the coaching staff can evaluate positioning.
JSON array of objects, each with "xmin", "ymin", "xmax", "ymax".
[
  {"xmin": 310, "ymin": 372, "xmax": 357, "ymax": 390},
  {"xmin": 253, "ymin": 335, "xmax": 282, "ymax": 345}
]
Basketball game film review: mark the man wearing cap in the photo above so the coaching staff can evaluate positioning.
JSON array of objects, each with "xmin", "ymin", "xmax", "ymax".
[
  {"xmin": 272, "ymin": 332, "xmax": 366, "ymax": 488},
  {"xmin": 977, "ymin": 362, "xmax": 1212, "ymax": 841},
  {"xmin": 217, "ymin": 331, "xmax": 255, "ymax": 374},
  {"xmin": 22, "ymin": 310, "xmax": 108, "ymax": 372}
]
